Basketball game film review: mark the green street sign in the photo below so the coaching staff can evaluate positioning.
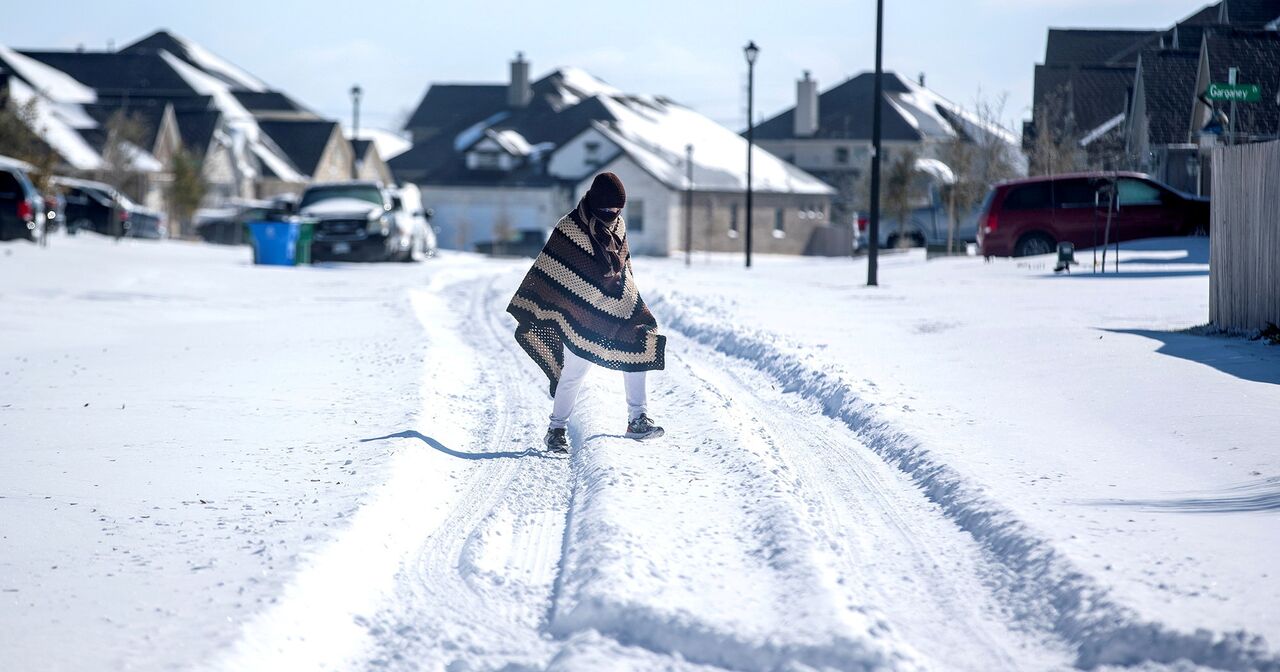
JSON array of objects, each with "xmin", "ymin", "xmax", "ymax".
[{"xmin": 1206, "ymin": 82, "xmax": 1261, "ymax": 102}]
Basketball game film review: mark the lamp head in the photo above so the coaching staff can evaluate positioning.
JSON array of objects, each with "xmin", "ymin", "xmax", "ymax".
[{"xmin": 744, "ymin": 41, "xmax": 760, "ymax": 65}]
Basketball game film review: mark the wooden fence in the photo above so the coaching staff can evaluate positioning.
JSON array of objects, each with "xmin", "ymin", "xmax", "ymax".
[{"xmin": 1210, "ymin": 140, "xmax": 1280, "ymax": 332}]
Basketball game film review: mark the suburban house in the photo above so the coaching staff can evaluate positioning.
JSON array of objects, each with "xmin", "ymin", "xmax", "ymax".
[
  {"xmin": 1025, "ymin": 0, "xmax": 1280, "ymax": 190},
  {"xmin": 390, "ymin": 54, "xmax": 835, "ymax": 256},
  {"xmin": 351, "ymin": 139, "xmax": 395, "ymax": 184},
  {"xmin": 255, "ymin": 119, "xmax": 354, "ymax": 197},
  {"xmin": 751, "ymin": 70, "xmax": 1023, "ymax": 225},
  {"xmin": 0, "ymin": 30, "xmax": 380, "ymax": 234}
]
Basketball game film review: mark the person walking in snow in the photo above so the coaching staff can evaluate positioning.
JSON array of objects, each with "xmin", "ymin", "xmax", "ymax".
[{"xmin": 506, "ymin": 172, "xmax": 666, "ymax": 453}]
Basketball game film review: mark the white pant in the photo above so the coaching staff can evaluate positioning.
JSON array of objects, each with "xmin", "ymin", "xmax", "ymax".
[{"xmin": 549, "ymin": 347, "xmax": 646, "ymax": 429}]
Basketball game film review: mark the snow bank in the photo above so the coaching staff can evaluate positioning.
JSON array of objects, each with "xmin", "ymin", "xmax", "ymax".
[{"xmin": 649, "ymin": 288, "xmax": 1279, "ymax": 671}]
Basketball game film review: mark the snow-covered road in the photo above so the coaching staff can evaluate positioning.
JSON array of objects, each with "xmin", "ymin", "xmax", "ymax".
[{"xmin": 3, "ymin": 235, "xmax": 1277, "ymax": 671}]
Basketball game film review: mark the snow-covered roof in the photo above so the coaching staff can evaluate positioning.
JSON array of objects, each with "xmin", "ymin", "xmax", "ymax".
[
  {"xmin": 453, "ymin": 111, "xmax": 511, "ymax": 152},
  {"xmin": 123, "ymin": 30, "xmax": 268, "ymax": 92},
  {"xmin": 485, "ymin": 128, "xmax": 533, "ymax": 156},
  {"xmin": 889, "ymin": 78, "xmax": 1020, "ymax": 147},
  {"xmin": 159, "ymin": 49, "xmax": 303, "ymax": 182},
  {"xmin": 594, "ymin": 95, "xmax": 834, "ymax": 195},
  {"xmin": 545, "ymin": 67, "xmax": 623, "ymax": 108},
  {"xmin": 6, "ymin": 78, "xmax": 102, "ymax": 170},
  {"xmin": 0, "ymin": 44, "xmax": 96, "ymax": 104},
  {"xmin": 1079, "ymin": 112, "xmax": 1126, "ymax": 147},
  {"xmin": 913, "ymin": 157, "xmax": 956, "ymax": 184},
  {"xmin": 345, "ymin": 127, "xmax": 412, "ymax": 161}
]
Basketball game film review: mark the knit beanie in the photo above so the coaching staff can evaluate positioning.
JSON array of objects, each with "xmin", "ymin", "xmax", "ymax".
[{"xmin": 585, "ymin": 172, "xmax": 626, "ymax": 209}]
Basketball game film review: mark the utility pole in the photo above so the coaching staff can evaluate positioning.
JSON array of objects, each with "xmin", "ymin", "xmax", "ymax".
[
  {"xmin": 685, "ymin": 144, "xmax": 694, "ymax": 267},
  {"xmin": 744, "ymin": 41, "xmax": 760, "ymax": 269},
  {"xmin": 867, "ymin": 0, "xmax": 884, "ymax": 286}
]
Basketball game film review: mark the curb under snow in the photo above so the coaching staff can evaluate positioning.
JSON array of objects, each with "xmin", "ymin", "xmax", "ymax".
[{"xmin": 650, "ymin": 291, "xmax": 1277, "ymax": 672}]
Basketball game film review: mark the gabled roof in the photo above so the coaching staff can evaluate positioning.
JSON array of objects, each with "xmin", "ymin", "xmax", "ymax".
[
  {"xmin": 18, "ymin": 50, "xmax": 195, "ymax": 96},
  {"xmin": 122, "ymin": 30, "xmax": 268, "ymax": 92},
  {"xmin": 404, "ymin": 84, "xmax": 507, "ymax": 135},
  {"xmin": 79, "ymin": 102, "xmax": 169, "ymax": 149},
  {"xmin": 392, "ymin": 73, "xmax": 617, "ymax": 186},
  {"xmin": 257, "ymin": 118, "xmax": 340, "ymax": 177},
  {"xmin": 173, "ymin": 109, "xmax": 222, "ymax": 155},
  {"xmin": 1202, "ymin": 29, "xmax": 1280, "ymax": 138},
  {"xmin": 1221, "ymin": 0, "xmax": 1280, "ymax": 25},
  {"xmin": 1136, "ymin": 49, "xmax": 1200, "ymax": 144},
  {"xmin": 755, "ymin": 72, "xmax": 912, "ymax": 142},
  {"xmin": 232, "ymin": 90, "xmax": 312, "ymax": 115},
  {"xmin": 1044, "ymin": 29, "xmax": 1162, "ymax": 66},
  {"xmin": 1033, "ymin": 64, "xmax": 1134, "ymax": 134},
  {"xmin": 753, "ymin": 71, "xmax": 1016, "ymax": 146},
  {"xmin": 393, "ymin": 66, "xmax": 834, "ymax": 194}
]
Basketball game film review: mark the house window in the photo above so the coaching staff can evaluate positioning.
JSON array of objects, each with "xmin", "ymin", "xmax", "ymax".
[
  {"xmin": 729, "ymin": 202, "xmax": 739, "ymax": 238},
  {"xmin": 628, "ymin": 199, "xmax": 644, "ymax": 232},
  {"xmin": 584, "ymin": 141, "xmax": 600, "ymax": 167},
  {"xmin": 773, "ymin": 207, "xmax": 785, "ymax": 238},
  {"xmin": 835, "ymin": 147, "xmax": 849, "ymax": 164},
  {"xmin": 473, "ymin": 150, "xmax": 501, "ymax": 170}
]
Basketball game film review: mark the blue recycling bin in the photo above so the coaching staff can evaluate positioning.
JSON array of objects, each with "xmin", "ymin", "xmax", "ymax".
[{"xmin": 248, "ymin": 221, "xmax": 300, "ymax": 266}]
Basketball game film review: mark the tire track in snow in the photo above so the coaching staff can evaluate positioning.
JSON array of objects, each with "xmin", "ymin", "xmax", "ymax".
[
  {"xmin": 667, "ymin": 337, "xmax": 1072, "ymax": 670},
  {"xmin": 547, "ymin": 332, "xmax": 930, "ymax": 670},
  {"xmin": 651, "ymin": 290, "xmax": 1280, "ymax": 672},
  {"xmin": 359, "ymin": 271, "xmax": 572, "ymax": 670}
]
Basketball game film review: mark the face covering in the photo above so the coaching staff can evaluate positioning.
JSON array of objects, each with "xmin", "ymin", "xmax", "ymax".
[{"xmin": 592, "ymin": 208, "xmax": 620, "ymax": 223}]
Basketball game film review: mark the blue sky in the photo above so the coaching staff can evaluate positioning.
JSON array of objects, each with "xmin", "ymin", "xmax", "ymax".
[{"xmin": 1, "ymin": 0, "xmax": 1211, "ymax": 134}]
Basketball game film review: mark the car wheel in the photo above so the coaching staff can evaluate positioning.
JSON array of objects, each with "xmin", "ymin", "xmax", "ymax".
[
  {"xmin": 71, "ymin": 218, "xmax": 93, "ymax": 235},
  {"xmin": 1014, "ymin": 232, "xmax": 1056, "ymax": 257}
]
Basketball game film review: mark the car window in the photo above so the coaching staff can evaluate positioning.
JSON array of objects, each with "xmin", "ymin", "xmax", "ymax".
[
  {"xmin": 1117, "ymin": 179, "xmax": 1162, "ymax": 206},
  {"xmin": 299, "ymin": 185, "xmax": 384, "ymax": 209},
  {"xmin": 1054, "ymin": 179, "xmax": 1098, "ymax": 208},
  {"xmin": 0, "ymin": 171, "xmax": 21, "ymax": 199},
  {"xmin": 1002, "ymin": 183, "xmax": 1053, "ymax": 210}
]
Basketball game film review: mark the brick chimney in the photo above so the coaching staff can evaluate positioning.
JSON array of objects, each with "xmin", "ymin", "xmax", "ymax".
[
  {"xmin": 509, "ymin": 52, "xmax": 532, "ymax": 108},
  {"xmin": 794, "ymin": 71, "xmax": 819, "ymax": 137}
]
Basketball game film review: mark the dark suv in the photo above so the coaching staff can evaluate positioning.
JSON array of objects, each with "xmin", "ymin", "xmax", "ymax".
[
  {"xmin": 977, "ymin": 172, "xmax": 1209, "ymax": 257},
  {"xmin": 0, "ymin": 159, "xmax": 44, "ymax": 242}
]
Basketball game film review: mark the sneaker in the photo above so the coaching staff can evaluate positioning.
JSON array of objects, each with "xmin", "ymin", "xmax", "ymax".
[
  {"xmin": 544, "ymin": 427, "xmax": 569, "ymax": 453},
  {"xmin": 625, "ymin": 414, "xmax": 664, "ymax": 440}
]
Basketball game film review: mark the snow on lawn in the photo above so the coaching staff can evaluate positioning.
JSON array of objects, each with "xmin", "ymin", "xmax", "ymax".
[
  {"xmin": 0, "ymin": 235, "xmax": 446, "ymax": 670},
  {"xmin": 644, "ymin": 237, "xmax": 1280, "ymax": 668}
]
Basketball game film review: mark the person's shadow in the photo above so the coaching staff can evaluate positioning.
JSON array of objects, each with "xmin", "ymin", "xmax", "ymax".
[{"xmin": 361, "ymin": 430, "xmax": 541, "ymax": 460}]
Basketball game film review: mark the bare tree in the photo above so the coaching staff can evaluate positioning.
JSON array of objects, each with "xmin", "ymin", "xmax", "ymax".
[
  {"xmin": 884, "ymin": 147, "xmax": 920, "ymax": 248},
  {"xmin": 1028, "ymin": 86, "xmax": 1082, "ymax": 176},
  {"xmin": 167, "ymin": 147, "xmax": 207, "ymax": 239},
  {"xmin": 938, "ymin": 92, "xmax": 1021, "ymax": 252},
  {"xmin": 98, "ymin": 110, "xmax": 151, "ymax": 196}
]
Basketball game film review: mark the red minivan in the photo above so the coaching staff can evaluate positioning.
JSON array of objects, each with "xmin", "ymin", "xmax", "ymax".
[{"xmin": 977, "ymin": 172, "xmax": 1210, "ymax": 257}]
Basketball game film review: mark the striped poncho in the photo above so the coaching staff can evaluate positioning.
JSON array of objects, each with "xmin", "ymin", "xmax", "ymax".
[{"xmin": 506, "ymin": 204, "xmax": 666, "ymax": 397}]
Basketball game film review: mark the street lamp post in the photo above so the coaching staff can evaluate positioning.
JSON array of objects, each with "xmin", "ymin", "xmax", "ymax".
[
  {"xmin": 867, "ymin": 0, "xmax": 884, "ymax": 286},
  {"xmin": 350, "ymin": 84, "xmax": 363, "ymax": 179},
  {"xmin": 744, "ymin": 40, "xmax": 759, "ymax": 269},
  {"xmin": 685, "ymin": 143, "xmax": 694, "ymax": 267}
]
